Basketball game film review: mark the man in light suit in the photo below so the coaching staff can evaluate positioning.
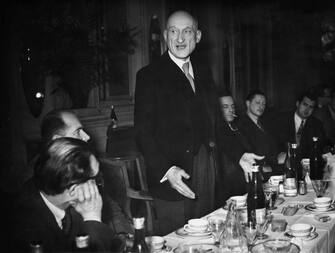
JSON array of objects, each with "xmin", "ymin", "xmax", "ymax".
[
  {"xmin": 9, "ymin": 137, "xmax": 123, "ymax": 252},
  {"xmin": 135, "ymin": 10, "xmax": 220, "ymax": 234}
]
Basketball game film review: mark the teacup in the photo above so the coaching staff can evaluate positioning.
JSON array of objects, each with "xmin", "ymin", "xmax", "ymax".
[
  {"xmin": 314, "ymin": 197, "xmax": 332, "ymax": 210},
  {"xmin": 290, "ymin": 223, "xmax": 315, "ymax": 237},
  {"xmin": 269, "ymin": 175, "xmax": 283, "ymax": 186},
  {"xmin": 145, "ymin": 236, "xmax": 165, "ymax": 251},
  {"xmin": 184, "ymin": 218, "xmax": 209, "ymax": 232},
  {"xmin": 230, "ymin": 195, "xmax": 247, "ymax": 208}
]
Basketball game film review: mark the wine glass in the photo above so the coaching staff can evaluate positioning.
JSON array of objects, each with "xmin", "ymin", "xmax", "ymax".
[
  {"xmin": 256, "ymin": 214, "xmax": 271, "ymax": 240},
  {"xmin": 208, "ymin": 217, "xmax": 225, "ymax": 245},
  {"xmin": 311, "ymin": 179, "xmax": 329, "ymax": 197},
  {"xmin": 242, "ymin": 222, "xmax": 257, "ymax": 248}
]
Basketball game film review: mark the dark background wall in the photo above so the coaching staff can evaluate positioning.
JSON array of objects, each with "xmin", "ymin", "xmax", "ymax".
[{"xmin": 1, "ymin": 0, "xmax": 335, "ymax": 192}]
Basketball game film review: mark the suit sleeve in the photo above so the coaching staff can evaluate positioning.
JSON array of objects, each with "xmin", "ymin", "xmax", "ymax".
[{"xmin": 134, "ymin": 69, "xmax": 173, "ymax": 183}]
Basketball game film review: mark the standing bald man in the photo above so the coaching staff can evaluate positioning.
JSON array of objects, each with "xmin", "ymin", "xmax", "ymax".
[{"xmin": 134, "ymin": 10, "xmax": 220, "ymax": 234}]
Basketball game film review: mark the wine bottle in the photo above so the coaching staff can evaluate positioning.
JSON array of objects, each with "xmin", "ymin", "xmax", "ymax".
[
  {"xmin": 247, "ymin": 165, "xmax": 266, "ymax": 226},
  {"xmin": 30, "ymin": 241, "xmax": 43, "ymax": 253},
  {"xmin": 74, "ymin": 234, "xmax": 90, "ymax": 252},
  {"xmin": 110, "ymin": 105, "xmax": 118, "ymax": 129},
  {"xmin": 309, "ymin": 137, "xmax": 325, "ymax": 180},
  {"xmin": 284, "ymin": 143, "xmax": 298, "ymax": 197},
  {"xmin": 131, "ymin": 217, "xmax": 149, "ymax": 253}
]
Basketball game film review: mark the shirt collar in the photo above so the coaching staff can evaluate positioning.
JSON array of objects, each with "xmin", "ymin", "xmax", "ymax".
[
  {"xmin": 40, "ymin": 191, "xmax": 65, "ymax": 229},
  {"xmin": 294, "ymin": 112, "xmax": 305, "ymax": 132},
  {"xmin": 168, "ymin": 51, "xmax": 194, "ymax": 78}
]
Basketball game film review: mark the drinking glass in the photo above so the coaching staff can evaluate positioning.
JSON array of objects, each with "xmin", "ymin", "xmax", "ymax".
[
  {"xmin": 263, "ymin": 185, "xmax": 278, "ymax": 210},
  {"xmin": 209, "ymin": 218, "xmax": 225, "ymax": 245},
  {"xmin": 256, "ymin": 214, "xmax": 271, "ymax": 240},
  {"xmin": 242, "ymin": 222, "xmax": 257, "ymax": 248},
  {"xmin": 311, "ymin": 179, "xmax": 329, "ymax": 197}
]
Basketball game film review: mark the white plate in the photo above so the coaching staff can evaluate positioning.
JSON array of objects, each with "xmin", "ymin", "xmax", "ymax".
[
  {"xmin": 284, "ymin": 230, "xmax": 318, "ymax": 241},
  {"xmin": 305, "ymin": 203, "xmax": 335, "ymax": 213},
  {"xmin": 183, "ymin": 224, "xmax": 209, "ymax": 233},
  {"xmin": 175, "ymin": 228, "xmax": 212, "ymax": 238}
]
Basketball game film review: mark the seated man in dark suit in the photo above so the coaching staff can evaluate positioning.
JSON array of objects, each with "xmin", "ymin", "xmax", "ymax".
[
  {"xmin": 216, "ymin": 89, "xmax": 264, "ymax": 207},
  {"xmin": 21, "ymin": 109, "xmax": 133, "ymax": 240},
  {"xmin": 313, "ymin": 87, "xmax": 335, "ymax": 147},
  {"xmin": 275, "ymin": 90, "xmax": 327, "ymax": 164},
  {"xmin": 9, "ymin": 137, "xmax": 123, "ymax": 252},
  {"xmin": 237, "ymin": 89, "xmax": 282, "ymax": 178}
]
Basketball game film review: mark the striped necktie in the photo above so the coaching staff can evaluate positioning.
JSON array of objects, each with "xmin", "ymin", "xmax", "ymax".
[{"xmin": 182, "ymin": 62, "xmax": 195, "ymax": 92}]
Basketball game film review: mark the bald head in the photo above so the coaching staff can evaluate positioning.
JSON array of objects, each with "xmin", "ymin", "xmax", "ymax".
[
  {"xmin": 166, "ymin": 11, "xmax": 198, "ymax": 31},
  {"xmin": 164, "ymin": 10, "xmax": 201, "ymax": 60}
]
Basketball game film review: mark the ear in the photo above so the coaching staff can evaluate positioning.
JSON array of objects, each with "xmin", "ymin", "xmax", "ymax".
[
  {"xmin": 163, "ymin": 30, "xmax": 168, "ymax": 42},
  {"xmin": 246, "ymin": 100, "xmax": 250, "ymax": 108},
  {"xmin": 196, "ymin": 30, "xmax": 202, "ymax": 43},
  {"xmin": 296, "ymin": 101, "xmax": 299, "ymax": 108},
  {"xmin": 52, "ymin": 134, "xmax": 62, "ymax": 140}
]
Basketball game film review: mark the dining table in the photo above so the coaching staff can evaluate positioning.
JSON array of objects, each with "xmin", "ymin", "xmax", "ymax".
[{"xmin": 163, "ymin": 154, "xmax": 335, "ymax": 253}]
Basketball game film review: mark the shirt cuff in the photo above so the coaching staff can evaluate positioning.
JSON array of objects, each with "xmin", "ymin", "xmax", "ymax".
[
  {"xmin": 159, "ymin": 166, "xmax": 177, "ymax": 183},
  {"xmin": 83, "ymin": 213, "xmax": 101, "ymax": 222}
]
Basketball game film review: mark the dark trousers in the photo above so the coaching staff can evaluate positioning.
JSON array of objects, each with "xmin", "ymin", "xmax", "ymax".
[{"xmin": 153, "ymin": 145, "xmax": 215, "ymax": 235}]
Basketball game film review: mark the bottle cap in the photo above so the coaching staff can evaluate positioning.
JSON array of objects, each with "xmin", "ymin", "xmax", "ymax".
[
  {"xmin": 291, "ymin": 143, "xmax": 298, "ymax": 149},
  {"xmin": 251, "ymin": 165, "xmax": 259, "ymax": 172},
  {"xmin": 312, "ymin": 136, "xmax": 318, "ymax": 142},
  {"xmin": 133, "ymin": 217, "xmax": 145, "ymax": 229},
  {"xmin": 75, "ymin": 234, "xmax": 89, "ymax": 249},
  {"xmin": 30, "ymin": 241, "xmax": 43, "ymax": 253}
]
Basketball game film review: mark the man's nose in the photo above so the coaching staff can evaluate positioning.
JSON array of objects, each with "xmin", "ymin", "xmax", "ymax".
[
  {"xmin": 177, "ymin": 32, "xmax": 184, "ymax": 43},
  {"xmin": 81, "ymin": 130, "xmax": 90, "ymax": 142}
]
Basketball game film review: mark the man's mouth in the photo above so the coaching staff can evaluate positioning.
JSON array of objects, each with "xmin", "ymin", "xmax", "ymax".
[{"xmin": 176, "ymin": 44, "xmax": 187, "ymax": 50}]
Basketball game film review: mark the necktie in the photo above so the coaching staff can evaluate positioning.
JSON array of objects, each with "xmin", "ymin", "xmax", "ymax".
[
  {"xmin": 61, "ymin": 208, "xmax": 72, "ymax": 235},
  {"xmin": 256, "ymin": 119, "xmax": 264, "ymax": 131},
  {"xmin": 296, "ymin": 119, "xmax": 305, "ymax": 146},
  {"xmin": 182, "ymin": 62, "xmax": 195, "ymax": 92}
]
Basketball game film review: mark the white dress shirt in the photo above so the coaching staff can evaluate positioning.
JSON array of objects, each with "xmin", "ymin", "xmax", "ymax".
[{"xmin": 40, "ymin": 191, "xmax": 65, "ymax": 229}]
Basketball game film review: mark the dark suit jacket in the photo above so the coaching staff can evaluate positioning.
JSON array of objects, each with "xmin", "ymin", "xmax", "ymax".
[
  {"xmin": 216, "ymin": 120, "xmax": 251, "ymax": 207},
  {"xmin": 313, "ymin": 106, "xmax": 335, "ymax": 146},
  {"xmin": 275, "ymin": 111, "xmax": 326, "ymax": 160},
  {"xmin": 9, "ymin": 180, "xmax": 123, "ymax": 253},
  {"xmin": 237, "ymin": 114, "xmax": 279, "ymax": 168},
  {"xmin": 134, "ymin": 52, "xmax": 219, "ymax": 200}
]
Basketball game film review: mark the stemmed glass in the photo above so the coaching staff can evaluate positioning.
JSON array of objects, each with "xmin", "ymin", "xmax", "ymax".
[
  {"xmin": 242, "ymin": 222, "xmax": 257, "ymax": 249},
  {"xmin": 263, "ymin": 184, "xmax": 278, "ymax": 210},
  {"xmin": 311, "ymin": 179, "xmax": 329, "ymax": 197},
  {"xmin": 255, "ymin": 214, "xmax": 271, "ymax": 240},
  {"xmin": 208, "ymin": 217, "xmax": 225, "ymax": 245}
]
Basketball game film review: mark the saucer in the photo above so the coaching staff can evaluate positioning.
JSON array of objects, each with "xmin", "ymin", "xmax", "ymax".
[
  {"xmin": 284, "ymin": 230, "xmax": 318, "ymax": 241},
  {"xmin": 305, "ymin": 203, "xmax": 335, "ymax": 213},
  {"xmin": 183, "ymin": 224, "xmax": 209, "ymax": 233},
  {"xmin": 175, "ymin": 227, "xmax": 212, "ymax": 238}
]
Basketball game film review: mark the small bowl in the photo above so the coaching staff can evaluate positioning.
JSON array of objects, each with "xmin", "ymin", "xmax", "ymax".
[
  {"xmin": 145, "ymin": 236, "xmax": 165, "ymax": 251},
  {"xmin": 290, "ymin": 223, "xmax": 314, "ymax": 237},
  {"xmin": 314, "ymin": 197, "xmax": 332, "ymax": 205},
  {"xmin": 186, "ymin": 219, "xmax": 209, "ymax": 232},
  {"xmin": 263, "ymin": 239, "xmax": 291, "ymax": 252},
  {"xmin": 230, "ymin": 195, "xmax": 247, "ymax": 207}
]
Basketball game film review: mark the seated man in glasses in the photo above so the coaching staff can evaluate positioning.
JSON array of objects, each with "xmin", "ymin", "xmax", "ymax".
[
  {"xmin": 216, "ymin": 89, "xmax": 264, "ymax": 207},
  {"xmin": 9, "ymin": 137, "xmax": 123, "ymax": 252}
]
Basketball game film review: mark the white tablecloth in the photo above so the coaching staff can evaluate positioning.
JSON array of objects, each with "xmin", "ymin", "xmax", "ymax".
[{"xmin": 164, "ymin": 184, "xmax": 335, "ymax": 253}]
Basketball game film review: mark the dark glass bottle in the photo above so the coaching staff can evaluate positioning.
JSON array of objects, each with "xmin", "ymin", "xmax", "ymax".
[
  {"xmin": 284, "ymin": 143, "xmax": 298, "ymax": 197},
  {"xmin": 110, "ymin": 105, "xmax": 118, "ymax": 129},
  {"xmin": 247, "ymin": 165, "xmax": 266, "ymax": 226},
  {"xmin": 74, "ymin": 234, "xmax": 90, "ymax": 252},
  {"xmin": 30, "ymin": 241, "xmax": 43, "ymax": 253},
  {"xmin": 309, "ymin": 137, "xmax": 325, "ymax": 180},
  {"xmin": 131, "ymin": 217, "xmax": 149, "ymax": 253}
]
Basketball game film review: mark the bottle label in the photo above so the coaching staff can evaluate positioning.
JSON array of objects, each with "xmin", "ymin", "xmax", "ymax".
[
  {"xmin": 133, "ymin": 217, "xmax": 145, "ymax": 229},
  {"xmin": 255, "ymin": 208, "xmax": 266, "ymax": 224},
  {"xmin": 284, "ymin": 178, "xmax": 297, "ymax": 196},
  {"xmin": 285, "ymin": 178, "xmax": 297, "ymax": 188}
]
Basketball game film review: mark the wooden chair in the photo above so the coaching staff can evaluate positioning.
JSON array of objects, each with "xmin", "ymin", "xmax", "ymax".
[{"xmin": 102, "ymin": 126, "xmax": 155, "ymax": 234}]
